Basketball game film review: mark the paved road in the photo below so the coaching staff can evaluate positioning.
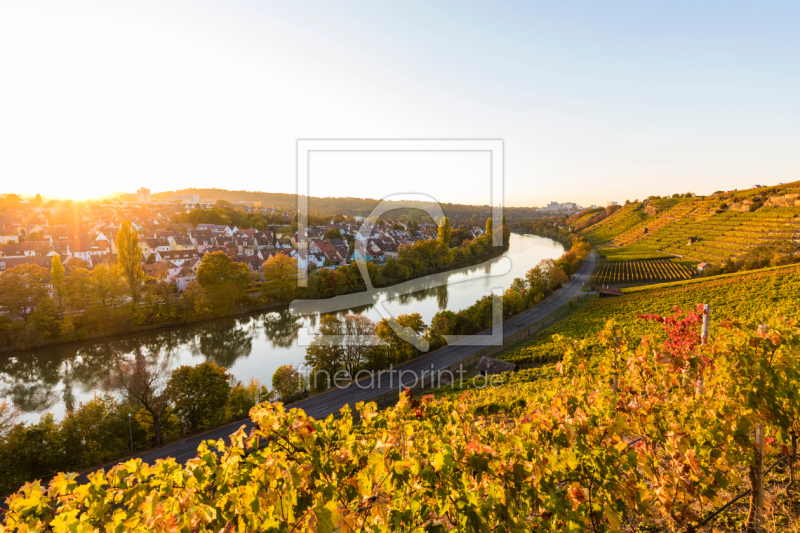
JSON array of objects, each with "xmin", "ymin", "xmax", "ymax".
[{"xmin": 107, "ymin": 252, "xmax": 596, "ymax": 468}]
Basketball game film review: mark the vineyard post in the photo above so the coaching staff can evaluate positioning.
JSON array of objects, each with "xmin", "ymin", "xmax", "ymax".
[
  {"xmin": 790, "ymin": 433, "xmax": 797, "ymax": 494},
  {"xmin": 697, "ymin": 303, "xmax": 710, "ymax": 397},
  {"xmin": 701, "ymin": 304, "xmax": 710, "ymax": 345},
  {"xmin": 612, "ymin": 336, "xmax": 621, "ymax": 395},
  {"xmin": 747, "ymin": 424, "xmax": 766, "ymax": 532}
]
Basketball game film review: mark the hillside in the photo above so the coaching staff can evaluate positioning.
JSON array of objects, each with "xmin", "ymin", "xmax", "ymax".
[
  {"xmin": 579, "ymin": 183, "xmax": 800, "ymax": 268},
  {"xmin": 150, "ymin": 188, "xmax": 540, "ymax": 222}
]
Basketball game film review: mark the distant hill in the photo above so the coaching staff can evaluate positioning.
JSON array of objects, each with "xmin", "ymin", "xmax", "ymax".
[{"xmin": 150, "ymin": 188, "xmax": 541, "ymax": 223}]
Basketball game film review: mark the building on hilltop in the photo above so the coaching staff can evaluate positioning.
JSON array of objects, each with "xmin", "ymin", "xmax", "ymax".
[{"xmin": 137, "ymin": 188, "xmax": 151, "ymax": 203}]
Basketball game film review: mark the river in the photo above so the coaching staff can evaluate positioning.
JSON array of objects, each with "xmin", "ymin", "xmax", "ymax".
[{"xmin": 0, "ymin": 233, "xmax": 564, "ymax": 423}]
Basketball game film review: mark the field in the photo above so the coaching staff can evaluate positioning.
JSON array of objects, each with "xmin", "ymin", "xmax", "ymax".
[
  {"xmin": 590, "ymin": 258, "xmax": 694, "ymax": 285},
  {"xmin": 499, "ymin": 262, "xmax": 800, "ymax": 367}
]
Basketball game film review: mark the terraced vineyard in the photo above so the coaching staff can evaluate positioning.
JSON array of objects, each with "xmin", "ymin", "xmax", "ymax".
[
  {"xmin": 581, "ymin": 203, "xmax": 646, "ymax": 244},
  {"xmin": 617, "ymin": 208, "xmax": 800, "ymax": 264},
  {"xmin": 610, "ymin": 198, "xmax": 698, "ymax": 247},
  {"xmin": 579, "ymin": 184, "xmax": 800, "ymax": 264},
  {"xmin": 591, "ymin": 258, "xmax": 693, "ymax": 285}
]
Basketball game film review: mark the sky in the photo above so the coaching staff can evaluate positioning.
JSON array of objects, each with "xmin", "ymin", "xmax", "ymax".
[{"xmin": 0, "ymin": 0, "xmax": 799, "ymax": 207}]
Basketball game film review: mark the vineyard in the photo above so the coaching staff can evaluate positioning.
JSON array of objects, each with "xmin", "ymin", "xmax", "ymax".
[
  {"xmin": 581, "ymin": 203, "xmax": 645, "ymax": 244},
  {"xmin": 578, "ymin": 183, "xmax": 800, "ymax": 265},
  {"xmin": 591, "ymin": 258, "xmax": 694, "ymax": 285},
  {"xmin": 3, "ymin": 305, "xmax": 799, "ymax": 533},
  {"xmin": 500, "ymin": 262, "xmax": 800, "ymax": 367}
]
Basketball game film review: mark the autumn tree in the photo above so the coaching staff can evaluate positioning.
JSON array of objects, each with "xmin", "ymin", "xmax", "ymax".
[
  {"xmin": 0, "ymin": 264, "xmax": 48, "ymax": 321},
  {"xmin": 340, "ymin": 313, "xmax": 378, "ymax": 377},
  {"xmin": 271, "ymin": 364, "xmax": 304, "ymax": 402},
  {"xmin": 168, "ymin": 362, "xmax": 231, "ymax": 433},
  {"xmin": 116, "ymin": 221, "xmax": 145, "ymax": 302},
  {"xmin": 305, "ymin": 314, "xmax": 343, "ymax": 392},
  {"xmin": 90, "ymin": 264, "xmax": 127, "ymax": 308},
  {"xmin": 0, "ymin": 400, "xmax": 20, "ymax": 440},
  {"xmin": 197, "ymin": 251, "xmax": 250, "ymax": 312},
  {"xmin": 106, "ymin": 351, "xmax": 173, "ymax": 446},
  {"xmin": 376, "ymin": 313, "xmax": 427, "ymax": 364},
  {"xmin": 485, "ymin": 217, "xmax": 493, "ymax": 237},
  {"xmin": 50, "ymin": 254, "xmax": 66, "ymax": 312},
  {"xmin": 324, "ymin": 228, "xmax": 342, "ymax": 240},
  {"xmin": 437, "ymin": 217, "xmax": 451, "ymax": 249},
  {"xmin": 261, "ymin": 254, "xmax": 298, "ymax": 302},
  {"xmin": 65, "ymin": 267, "xmax": 93, "ymax": 311}
]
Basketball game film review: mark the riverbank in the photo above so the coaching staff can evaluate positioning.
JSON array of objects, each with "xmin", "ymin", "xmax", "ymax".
[
  {"xmin": 0, "ymin": 243, "xmax": 509, "ymax": 355},
  {"xmin": 0, "ymin": 234, "xmax": 563, "ymax": 427}
]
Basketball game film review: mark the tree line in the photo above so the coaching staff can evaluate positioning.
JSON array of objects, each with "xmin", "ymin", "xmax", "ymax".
[
  {"xmin": 506, "ymin": 216, "xmax": 575, "ymax": 247},
  {"xmin": 0, "ymin": 361, "xmax": 270, "ymax": 496}
]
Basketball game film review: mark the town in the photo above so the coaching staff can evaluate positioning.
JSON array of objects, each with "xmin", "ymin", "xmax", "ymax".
[{"xmin": 0, "ymin": 188, "xmax": 507, "ymax": 293}]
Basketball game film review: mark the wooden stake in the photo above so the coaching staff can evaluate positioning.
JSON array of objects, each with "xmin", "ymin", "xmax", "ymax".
[
  {"xmin": 747, "ymin": 424, "xmax": 765, "ymax": 532},
  {"xmin": 701, "ymin": 304, "xmax": 710, "ymax": 345},
  {"xmin": 696, "ymin": 304, "xmax": 710, "ymax": 397},
  {"xmin": 790, "ymin": 433, "xmax": 797, "ymax": 494}
]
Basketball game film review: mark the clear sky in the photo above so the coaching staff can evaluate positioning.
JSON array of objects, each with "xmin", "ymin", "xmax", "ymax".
[{"xmin": 1, "ymin": 0, "xmax": 798, "ymax": 206}]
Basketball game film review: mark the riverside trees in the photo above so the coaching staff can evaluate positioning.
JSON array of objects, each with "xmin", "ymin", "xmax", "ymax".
[{"xmin": 0, "ymin": 219, "xmax": 504, "ymax": 352}]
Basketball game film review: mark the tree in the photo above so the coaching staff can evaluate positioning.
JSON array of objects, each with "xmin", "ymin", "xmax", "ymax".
[
  {"xmin": 437, "ymin": 217, "xmax": 451, "ymax": 249},
  {"xmin": 340, "ymin": 314, "xmax": 377, "ymax": 377},
  {"xmin": 50, "ymin": 254, "xmax": 66, "ymax": 312},
  {"xmin": 272, "ymin": 365, "xmax": 303, "ymax": 402},
  {"xmin": 305, "ymin": 314, "xmax": 344, "ymax": 392},
  {"xmin": 261, "ymin": 254, "xmax": 298, "ymax": 302},
  {"xmin": 116, "ymin": 221, "xmax": 146, "ymax": 302},
  {"xmin": 59, "ymin": 396, "xmax": 143, "ymax": 468},
  {"xmin": 226, "ymin": 378, "xmax": 273, "ymax": 421},
  {"xmin": 90, "ymin": 264, "xmax": 127, "ymax": 308},
  {"xmin": 324, "ymin": 228, "xmax": 342, "ymax": 240},
  {"xmin": 65, "ymin": 267, "xmax": 93, "ymax": 311},
  {"xmin": 168, "ymin": 362, "xmax": 231, "ymax": 433},
  {"xmin": 106, "ymin": 352, "xmax": 172, "ymax": 446},
  {"xmin": 485, "ymin": 217, "xmax": 493, "ymax": 237},
  {"xmin": 376, "ymin": 313, "xmax": 427, "ymax": 364},
  {"xmin": 525, "ymin": 265, "xmax": 547, "ymax": 302},
  {"xmin": 0, "ymin": 264, "xmax": 48, "ymax": 321},
  {"xmin": 30, "ymin": 297, "xmax": 60, "ymax": 340},
  {"xmin": 0, "ymin": 400, "xmax": 19, "ymax": 440},
  {"xmin": 197, "ymin": 251, "xmax": 250, "ymax": 312}
]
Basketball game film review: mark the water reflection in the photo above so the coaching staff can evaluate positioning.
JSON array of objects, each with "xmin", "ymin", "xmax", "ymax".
[
  {"xmin": 436, "ymin": 285, "xmax": 449, "ymax": 310},
  {"xmin": 190, "ymin": 319, "xmax": 255, "ymax": 367},
  {"xmin": 0, "ymin": 328, "xmax": 194, "ymax": 415},
  {"xmin": 0, "ymin": 234, "xmax": 564, "ymax": 422},
  {"xmin": 261, "ymin": 312, "xmax": 303, "ymax": 349}
]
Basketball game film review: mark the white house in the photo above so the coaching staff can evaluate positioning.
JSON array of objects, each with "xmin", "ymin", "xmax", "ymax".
[
  {"xmin": 697, "ymin": 262, "xmax": 712, "ymax": 272},
  {"xmin": 176, "ymin": 267, "xmax": 197, "ymax": 292}
]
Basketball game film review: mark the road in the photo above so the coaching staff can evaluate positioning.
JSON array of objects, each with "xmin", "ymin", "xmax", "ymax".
[{"xmin": 107, "ymin": 252, "xmax": 595, "ymax": 468}]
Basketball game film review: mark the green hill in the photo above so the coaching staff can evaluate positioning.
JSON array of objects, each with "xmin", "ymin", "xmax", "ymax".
[{"xmin": 578, "ymin": 183, "xmax": 800, "ymax": 268}]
